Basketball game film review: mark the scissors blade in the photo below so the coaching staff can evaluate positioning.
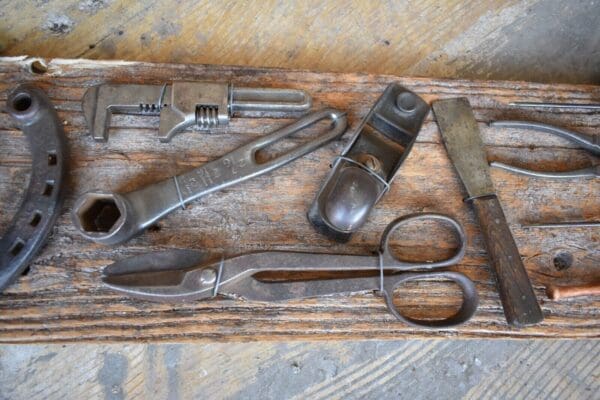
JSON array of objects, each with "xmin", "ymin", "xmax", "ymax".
[
  {"xmin": 102, "ymin": 249, "xmax": 218, "ymax": 302},
  {"xmin": 103, "ymin": 250, "xmax": 379, "ymax": 302}
]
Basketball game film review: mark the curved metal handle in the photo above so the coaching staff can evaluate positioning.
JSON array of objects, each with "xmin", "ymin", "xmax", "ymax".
[
  {"xmin": 381, "ymin": 271, "xmax": 478, "ymax": 328},
  {"xmin": 490, "ymin": 121, "xmax": 600, "ymax": 155},
  {"xmin": 244, "ymin": 108, "xmax": 348, "ymax": 172},
  {"xmin": 379, "ymin": 213, "xmax": 467, "ymax": 271},
  {"xmin": 488, "ymin": 119, "xmax": 599, "ymax": 178},
  {"xmin": 490, "ymin": 161, "xmax": 599, "ymax": 179}
]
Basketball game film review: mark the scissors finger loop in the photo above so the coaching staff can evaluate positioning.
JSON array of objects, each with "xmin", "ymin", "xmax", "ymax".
[
  {"xmin": 379, "ymin": 213, "xmax": 467, "ymax": 270},
  {"xmin": 381, "ymin": 271, "xmax": 478, "ymax": 328}
]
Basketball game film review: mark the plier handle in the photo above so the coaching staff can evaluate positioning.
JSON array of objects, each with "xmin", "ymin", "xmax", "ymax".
[{"xmin": 489, "ymin": 120, "xmax": 599, "ymax": 178}]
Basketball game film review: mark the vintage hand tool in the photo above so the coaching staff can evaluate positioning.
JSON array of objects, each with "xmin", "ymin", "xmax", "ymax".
[
  {"xmin": 509, "ymin": 102, "xmax": 600, "ymax": 110},
  {"xmin": 489, "ymin": 120, "xmax": 599, "ymax": 178},
  {"xmin": 0, "ymin": 85, "xmax": 68, "ymax": 291},
  {"xmin": 308, "ymin": 83, "xmax": 430, "ymax": 241},
  {"xmin": 546, "ymin": 283, "xmax": 600, "ymax": 300},
  {"xmin": 102, "ymin": 213, "xmax": 478, "ymax": 328},
  {"xmin": 520, "ymin": 221, "xmax": 600, "ymax": 228},
  {"xmin": 83, "ymin": 81, "xmax": 312, "ymax": 142},
  {"xmin": 432, "ymin": 98, "xmax": 543, "ymax": 326},
  {"xmin": 72, "ymin": 109, "xmax": 347, "ymax": 246}
]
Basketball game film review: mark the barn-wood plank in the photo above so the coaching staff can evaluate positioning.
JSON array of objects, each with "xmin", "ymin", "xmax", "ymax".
[{"xmin": 0, "ymin": 57, "xmax": 598, "ymax": 342}]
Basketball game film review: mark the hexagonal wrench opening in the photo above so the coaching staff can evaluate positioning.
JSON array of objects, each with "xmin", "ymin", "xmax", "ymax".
[
  {"xmin": 80, "ymin": 198, "xmax": 121, "ymax": 232},
  {"xmin": 73, "ymin": 192, "xmax": 127, "ymax": 239}
]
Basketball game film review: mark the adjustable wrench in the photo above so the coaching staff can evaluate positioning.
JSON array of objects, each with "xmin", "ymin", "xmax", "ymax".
[{"xmin": 83, "ymin": 81, "xmax": 312, "ymax": 142}]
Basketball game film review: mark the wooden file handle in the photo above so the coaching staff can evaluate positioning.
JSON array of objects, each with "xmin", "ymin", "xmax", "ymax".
[
  {"xmin": 547, "ymin": 283, "xmax": 600, "ymax": 300},
  {"xmin": 471, "ymin": 196, "xmax": 544, "ymax": 326}
]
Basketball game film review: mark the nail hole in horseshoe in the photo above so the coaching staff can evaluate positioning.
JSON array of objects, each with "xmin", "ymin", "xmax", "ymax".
[
  {"xmin": 30, "ymin": 211, "xmax": 42, "ymax": 227},
  {"xmin": 9, "ymin": 239, "xmax": 25, "ymax": 257},
  {"xmin": 48, "ymin": 152, "xmax": 57, "ymax": 166},
  {"xmin": 30, "ymin": 60, "xmax": 48, "ymax": 74},
  {"xmin": 42, "ymin": 181, "xmax": 54, "ymax": 196}
]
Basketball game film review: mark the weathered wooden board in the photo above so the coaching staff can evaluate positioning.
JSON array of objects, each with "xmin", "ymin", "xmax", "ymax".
[
  {"xmin": 0, "ymin": 57, "xmax": 598, "ymax": 342},
  {"xmin": 2, "ymin": 1, "xmax": 598, "ymax": 85}
]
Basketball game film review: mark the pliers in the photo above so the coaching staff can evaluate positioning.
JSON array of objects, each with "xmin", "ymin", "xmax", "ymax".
[{"xmin": 489, "ymin": 120, "xmax": 600, "ymax": 178}]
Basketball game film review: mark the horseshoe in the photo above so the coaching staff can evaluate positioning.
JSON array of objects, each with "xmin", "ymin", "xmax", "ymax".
[{"xmin": 0, "ymin": 85, "xmax": 68, "ymax": 291}]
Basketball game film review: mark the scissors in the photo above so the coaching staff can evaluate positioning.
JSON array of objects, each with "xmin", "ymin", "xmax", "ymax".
[{"xmin": 102, "ymin": 213, "xmax": 478, "ymax": 328}]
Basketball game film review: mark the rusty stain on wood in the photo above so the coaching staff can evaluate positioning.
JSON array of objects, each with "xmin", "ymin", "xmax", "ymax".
[{"xmin": 0, "ymin": 57, "xmax": 598, "ymax": 342}]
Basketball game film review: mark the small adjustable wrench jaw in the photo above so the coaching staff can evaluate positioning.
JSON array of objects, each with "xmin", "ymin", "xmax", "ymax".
[
  {"xmin": 82, "ymin": 81, "xmax": 312, "ymax": 142},
  {"xmin": 83, "ymin": 84, "xmax": 164, "ymax": 142},
  {"xmin": 158, "ymin": 82, "xmax": 230, "ymax": 142}
]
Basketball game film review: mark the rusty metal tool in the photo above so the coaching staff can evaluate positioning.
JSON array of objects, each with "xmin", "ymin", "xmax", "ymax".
[
  {"xmin": 102, "ymin": 213, "xmax": 478, "ymax": 328},
  {"xmin": 520, "ymin": 221, "xmax": 600, "ymax": 229},
  {"xmin": 308, "ymin": 83, "xmax": 430, "ymax": 241},
  {"xmin": 83, "ymin": 81, "xmax": 312, "ymax": 142},
  {"xmin": 546, "ymin": 283, "xmax": 600, "ymax": 300},
  {"xmin": 72, "ymin": 109, "xmax": 347, "ymax": 246},
  {"xmin": 509, "ymin": 102, "xmax": 600, "ymax": 110},
  {"xmin": 432, "ymin": 98, "xmax": 543, "ymax": 326},
  {"xmin": 489, "ymin": 120, "xmax": 599, "ymax": 178},
  {"xmin": 0, "ymin": 85, "xmax": 68, "ymax": 291}
]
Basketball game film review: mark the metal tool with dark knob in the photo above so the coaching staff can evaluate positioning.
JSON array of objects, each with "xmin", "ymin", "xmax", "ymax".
[{"xmin": 308, "ymin": 83, "xmax": 430, "ymax": 242}]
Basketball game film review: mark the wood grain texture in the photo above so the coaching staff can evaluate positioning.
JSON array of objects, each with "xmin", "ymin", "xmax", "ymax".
[
  {"xmin": 1, "ymin": 1, "xmax": 598, "ymax": 84},
  {"xmin": 0, "ymin": 57, "xmax": 598, "ymax": 343},
  {"xmin": 0, "ymin": 1, "xmax": 522, "ymax": 73},
  {"xmin": 471, "ymin": 196, "xmax": 543, "ymax": 326}
]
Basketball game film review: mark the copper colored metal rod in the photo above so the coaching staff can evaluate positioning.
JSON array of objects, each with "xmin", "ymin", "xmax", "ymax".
[{"xmin": 546, "ymin": 283, "xmax": 600, "ymax": 300}]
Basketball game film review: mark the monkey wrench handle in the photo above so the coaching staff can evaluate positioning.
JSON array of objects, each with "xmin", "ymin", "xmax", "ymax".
[{"xmin": 72, "ymin": 109, "xmax": 347, "ymax": 245}]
